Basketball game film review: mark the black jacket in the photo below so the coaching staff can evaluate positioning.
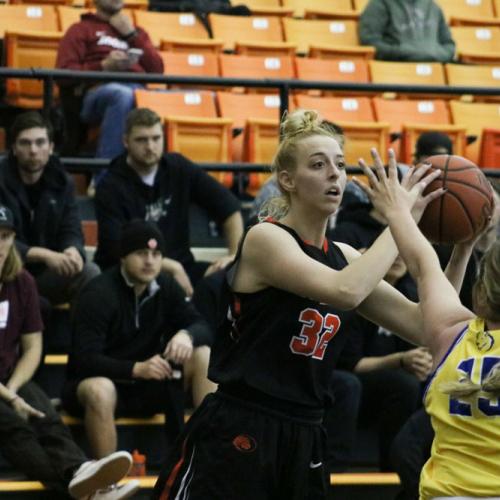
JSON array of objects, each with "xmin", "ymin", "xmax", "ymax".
[
  {"xmin": 94, "ymin": 152, "xmax": 241, "ymax": 270},
  {"xmin": 0, "ymin": 154, "xmax": 85, "ymax": 274},
  {"xmin": 67, "ymin": 265, "xmax": 211, "ymax": 382}
]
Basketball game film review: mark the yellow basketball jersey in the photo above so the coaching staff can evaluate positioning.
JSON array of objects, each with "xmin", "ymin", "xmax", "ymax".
[{"xmin": 420, "ymin": 318, "xmax": 500, "ymax": 500}]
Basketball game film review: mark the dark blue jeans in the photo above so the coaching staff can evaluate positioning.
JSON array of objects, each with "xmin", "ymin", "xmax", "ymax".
[{"xmin": 80, "ymin": 82, "xmax": 142, "ymax": 160}]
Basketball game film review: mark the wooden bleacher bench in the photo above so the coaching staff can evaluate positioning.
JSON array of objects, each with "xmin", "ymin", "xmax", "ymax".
[{"xmin": 0, "ymin": 473, "xmax": 400, "ymax": 492}]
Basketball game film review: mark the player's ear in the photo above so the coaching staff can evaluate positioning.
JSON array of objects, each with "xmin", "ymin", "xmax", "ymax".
[{"xmin": 278, "ymin": 169, "xmax": 296, "ymax": 193}]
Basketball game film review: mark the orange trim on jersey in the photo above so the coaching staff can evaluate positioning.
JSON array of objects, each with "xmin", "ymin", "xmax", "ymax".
[
  {"xmin": 303, "ymin": 238, "xmax": 329, "ymax": 253},
  {"xmin": 159, "ymin": 438, "xmax": 189, "ymax": 500}
]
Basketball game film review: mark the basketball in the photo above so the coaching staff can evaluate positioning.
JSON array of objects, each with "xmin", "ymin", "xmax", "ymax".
[{"xmin": 418, "ymin": 155, "xmax": 494, "ymax": 244}]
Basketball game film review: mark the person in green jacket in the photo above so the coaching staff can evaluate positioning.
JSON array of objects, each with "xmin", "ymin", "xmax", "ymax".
[{"xmin": 359, "ymin": 0, "xmax": 455, "ymax": 62}]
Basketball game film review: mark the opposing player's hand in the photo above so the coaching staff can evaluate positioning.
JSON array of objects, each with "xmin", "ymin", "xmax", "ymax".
[
  {"xmin": 400, "ymin": 347, "xmax": 433, "ymax": 381},
  {"xmin": 402, "ymin": 161, "xmax": 445, "ymax": 222},
  {"xmin": 11, "ymin": 397, "xmax": 45, "ymax": 421},
  {"xmin": 132, "ymin": 355, "xmax": 173, "ymax": 380},
  {"xmin": 163, "ymin": 330, "xmax": 193, "ymax": 365},
  {"xmin": 354, "ymin": 148, "xmax": 443, "ymax": 222}
]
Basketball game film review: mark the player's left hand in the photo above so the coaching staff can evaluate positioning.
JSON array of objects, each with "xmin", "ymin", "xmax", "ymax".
[{"xmin": 163, "ymin": 330, "xmax": 193, "ymax": 365}]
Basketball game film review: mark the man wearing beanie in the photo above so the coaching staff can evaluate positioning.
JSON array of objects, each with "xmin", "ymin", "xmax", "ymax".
[{"xmin": 63, "ymin": 220, "xmax": 212, "ymax": 459}]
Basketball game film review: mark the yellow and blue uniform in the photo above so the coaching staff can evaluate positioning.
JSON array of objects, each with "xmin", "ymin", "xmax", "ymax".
[{"xmin": 420, "ymin": 318, "xmax": 500, "ymax": 500}]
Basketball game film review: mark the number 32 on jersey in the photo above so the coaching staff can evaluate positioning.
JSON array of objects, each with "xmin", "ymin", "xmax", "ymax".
[{"xmin": 290, "ymin": 308, "xmax": 341, "ymax": 360}]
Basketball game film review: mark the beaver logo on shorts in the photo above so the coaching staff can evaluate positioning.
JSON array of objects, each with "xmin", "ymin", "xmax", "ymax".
[{"xmin": 232, "ymin": 434, "xmax": 257, "ymax": 453}]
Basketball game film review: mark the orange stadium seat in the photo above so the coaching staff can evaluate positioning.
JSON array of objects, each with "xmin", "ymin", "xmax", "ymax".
[
  {"xmin": 435, "ymin": 0, "xmax": 498, "ymax": 26},
  {"xmin": 242, "ymin": 0, "xmax": 294, "ymax": 18},
  {"xmin": 294, "ymin": 94, "xmax": 391, "ymax": 164},
  {"xmin": 479, "ymin": 128, "xmax": 500, "ymax": 168},
  {"xmin": 371, "ymin": 97, "xmax": 466, "ymax": 163},
  {"xmin": 9, "ymin": 0, "xmax": 73, "ymax": 6},
  {"xmin": 4, "ymin": 30, "xmax": 62, "ymax": 108},
  {"xmin": 160, "ymin": 51, "xmax": 220, "ymax": 79},
  {"xmin": 216, "ymin": 91, "xmax": 281, "ymax": 158},
  {"xmin": 219, "ymin": 54, "xmax": 295, "ymax": 91},
  {"xmin": 283, "ymin": 18, "xmax": 375, "ymax": 58},
  {"xmin": 451, "ymin": 26, "xmax": 500, "ymax": 64},
  {"xmin": 295, "ymin": 57, "xmax": 370, "ymax": 94},
  {"xmin": 282, "ymin": 0, "xmax": 355, "ymax": 19},
  {"xmin": 217, "ymin": 92, "xmax": 281, "ymax": 193},
  {"xmin": 134, "ymin": 89, "xmax": 233, "ymax": 186},
  {"xmin": 369, "ymin": 61, "xmax": 446, "ymax": 87},
  {"xmin": 57, "ymin": 6, "xmax": 90, "ymax": 31},
  {"xmin": 445, "ymin": 63, "xmax": 500, "ymax": 101},
  {"xmin": 208, "ymin": 13, "xmax": 294, "ymax": 55},
  {"xmin": 0, "ymin": 5, "xmax": 58, "ymax": 38},
  {"xmin": 83, "ymin": 0, "xmax": 147, "ymax": 8},
  {"xmin": 352, "ymin": 0, "xmax": 370, "ymax": 11},
  {"xmin": 450, "ymin": 100, "xmax": 500, "ymax": 165},
  {"xmin": 134, "ymin": 11, "xmax": 219, "ymax": 51}
]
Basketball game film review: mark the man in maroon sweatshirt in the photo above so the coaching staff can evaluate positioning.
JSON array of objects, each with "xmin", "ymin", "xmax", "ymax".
[{"xmin": 56, "ymin": 0, "xmax": 163, "ymax": 162}]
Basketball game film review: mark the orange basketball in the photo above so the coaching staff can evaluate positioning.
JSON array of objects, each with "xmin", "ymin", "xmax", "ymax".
[{"xmin": 418, "ymin": 155, "xmax": 494, "ymax": 244}]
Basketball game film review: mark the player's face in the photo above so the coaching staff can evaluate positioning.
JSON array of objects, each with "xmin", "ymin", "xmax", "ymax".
[
  {"xmin": 124, "ymin": 123, "xmax": 164, "ymax": 170},
  {"xmin": 12, "ymin": 127, "xmax": 53, "ymax": 176},
  {"xmin": 285, "ymin": 135, "xmax": 346, "ymax": 214},
  {"xmin": 122, "ymin": 248, "xmax": 162, "ymax": 285}
]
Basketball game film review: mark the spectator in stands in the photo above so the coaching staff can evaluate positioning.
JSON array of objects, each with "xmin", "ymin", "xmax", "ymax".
[
  {"xmin": 94, "ymin": 108, "xmax": 244, "ymax": 296},
  {"xmin": 0, "ymin": 112, "xmax": 99, "ymax": 309},
  {"xmin": 63, "ymin": 220, "xmax": 214, "ymax": 459},
  {"xmin": 56, "ymin": 0, "xmax": 163, "ymax": 160},
  {"xmin": 0, "ymin": 204, "xmax": 138, "ymax": 500},
  {"xmin": 359, "ymin": 0, "xmax": 455, "ymax": 62}
]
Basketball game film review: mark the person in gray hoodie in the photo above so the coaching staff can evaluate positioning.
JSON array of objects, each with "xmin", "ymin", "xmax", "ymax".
[{"xmin": 359, "ymin": 0, "xmax": 455, "ymax": 62}]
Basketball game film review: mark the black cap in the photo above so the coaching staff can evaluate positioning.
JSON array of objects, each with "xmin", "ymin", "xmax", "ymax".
[
  {"xmin": 415, "ymin": 132, "xmax": 453, "ymax": 159},
  {"xmin": 119, "ymin": 220, "xmax": 165, "ymax": 258},
  {"xmin": 0, "ymin": 206, "xmax": 15, "ymax": 231}
]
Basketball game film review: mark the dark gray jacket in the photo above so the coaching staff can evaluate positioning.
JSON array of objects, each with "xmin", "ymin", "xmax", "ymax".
[{"xmin": 359, "ymin": 0, "xmax": 455, "ymax": 62}]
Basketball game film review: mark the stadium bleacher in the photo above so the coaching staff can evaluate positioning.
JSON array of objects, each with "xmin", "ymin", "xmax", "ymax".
[{"xmin": 0, "ymin": 1, "xmax": 499, "ymax": 498}]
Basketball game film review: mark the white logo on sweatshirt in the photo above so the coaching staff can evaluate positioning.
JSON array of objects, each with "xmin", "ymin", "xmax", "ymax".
[{"xmin": 96, "ymin": 34, "xmax": 128, "ymax": 50}]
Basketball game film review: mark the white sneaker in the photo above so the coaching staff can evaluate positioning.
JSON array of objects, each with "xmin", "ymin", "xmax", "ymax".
[
  {"xmin": 89, "ymin": 480, "xmax": 141, "ymax": 500},
  {"xmin": 68, "ymin": 451, "xmax": 133, "ymax": 499}
]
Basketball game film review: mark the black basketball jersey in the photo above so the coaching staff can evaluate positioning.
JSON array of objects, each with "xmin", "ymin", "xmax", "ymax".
[{"xmin": 209, "ymin": 221, "xmax": 355, "ymax": 409}]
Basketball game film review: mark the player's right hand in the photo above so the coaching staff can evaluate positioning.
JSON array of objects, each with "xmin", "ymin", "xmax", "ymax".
[{"xmin": 101, "ymin": 50, "xmax": 131, "ymax": 72}]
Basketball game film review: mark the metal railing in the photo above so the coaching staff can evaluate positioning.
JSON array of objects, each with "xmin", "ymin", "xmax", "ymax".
[{"xmin": 0, "ymin": 67, "xmax": 499, "ymax": 179}]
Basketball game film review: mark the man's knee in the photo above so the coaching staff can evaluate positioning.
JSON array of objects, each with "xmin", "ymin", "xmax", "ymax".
[
  {"xmin": 184, "ymin": 345, "xmax": 211, "ymax": 379},
  {"xmin": 77, "ymin": 377, "xmax": 117, "ymax": 413},
  {"xmin": 101, "ymin": 83, "xmax": 136, "ymax": 108}
]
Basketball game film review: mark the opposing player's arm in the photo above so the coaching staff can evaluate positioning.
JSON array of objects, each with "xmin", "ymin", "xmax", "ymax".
[
  {"xmin": 389, "ymin": 209, "xmax": 474, "ymax": 354},
  {"xmin": 235, "ymin": 222, "xmax": 399, "ymax": 311}
]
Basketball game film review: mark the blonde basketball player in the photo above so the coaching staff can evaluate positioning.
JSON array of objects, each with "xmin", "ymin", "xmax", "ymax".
[{"xmin": 356, "ymin": 159, "xmax": 499, "ymax": 500}]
